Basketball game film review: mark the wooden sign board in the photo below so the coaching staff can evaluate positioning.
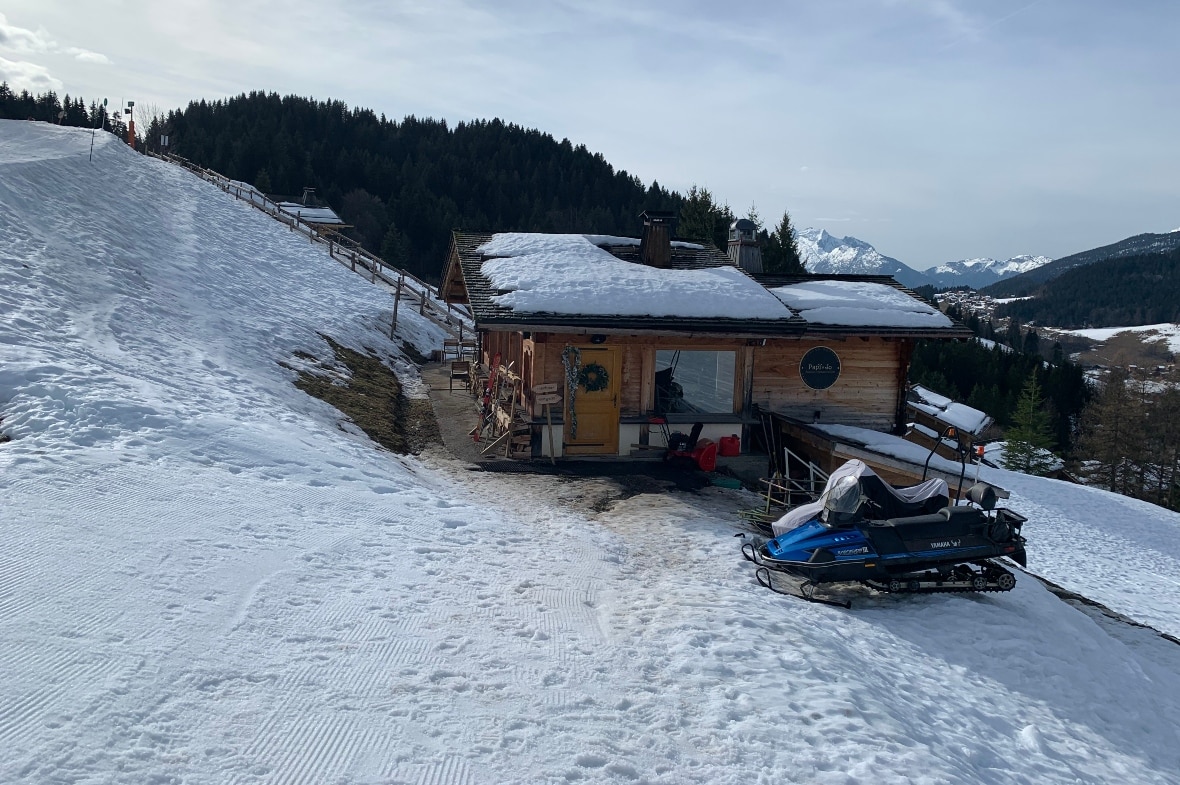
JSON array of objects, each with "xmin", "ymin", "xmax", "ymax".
[
  {"xmin": 533, "ymin": 383, "xmax": 560, "ymax": 394},
  {"xmin": 535, "ymin": 393, "xmax": 563, "ymax": 406}
]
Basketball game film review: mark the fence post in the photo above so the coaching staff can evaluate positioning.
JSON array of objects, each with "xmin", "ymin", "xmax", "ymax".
[
  {"xmin": 350, "ymin": 252, "xmax": 356, "ymax": 272},
  {"xmin": 390, "ymin": 274, "xmax": 403, "ymax": 339}
]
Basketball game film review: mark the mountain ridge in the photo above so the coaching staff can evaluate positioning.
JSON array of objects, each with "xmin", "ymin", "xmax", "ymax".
[
  {"xmin": 981, "ymin": 231, "xmax": 1180, "ymax": 298},
  {"xmin": 795, "ymin": 227, "xmax": 1050, "ymax": 289}
]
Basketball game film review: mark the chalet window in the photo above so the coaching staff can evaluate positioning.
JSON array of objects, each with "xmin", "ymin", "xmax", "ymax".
[{"xmin": 655, "ymin": 350, "xmax": 735, "ymax": 414}]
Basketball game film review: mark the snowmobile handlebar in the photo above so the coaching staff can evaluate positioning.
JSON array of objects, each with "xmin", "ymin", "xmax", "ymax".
[{"xmin": 921, "ymin": 425, "xmax": 970, "ymax": 503}]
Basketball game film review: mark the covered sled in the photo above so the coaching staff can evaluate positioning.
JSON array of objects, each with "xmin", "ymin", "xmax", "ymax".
[{"xmin": 743, "ymin": 459, "xmax": 1026, "ymax": 607}]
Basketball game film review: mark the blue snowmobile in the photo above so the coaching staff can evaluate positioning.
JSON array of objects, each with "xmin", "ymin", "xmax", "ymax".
[{"xmin": 741, "ymin": 453, "xmax": 1026, "ymax": 608}]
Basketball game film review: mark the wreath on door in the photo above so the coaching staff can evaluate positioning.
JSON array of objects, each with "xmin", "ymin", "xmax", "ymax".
[{"xmin": 577, "ymin": 362, "xmax": 610, "ymax": 392}]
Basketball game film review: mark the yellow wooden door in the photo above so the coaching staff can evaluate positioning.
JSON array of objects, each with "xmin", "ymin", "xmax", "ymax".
[{"xmin": 564, "ymin": 346, "xmax": 621, "ymax": 455}]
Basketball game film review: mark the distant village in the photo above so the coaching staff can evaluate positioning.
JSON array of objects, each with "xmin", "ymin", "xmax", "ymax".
[{"xmin": 933, "ymin": 289, "xmax": 1178, "ymax": 387}]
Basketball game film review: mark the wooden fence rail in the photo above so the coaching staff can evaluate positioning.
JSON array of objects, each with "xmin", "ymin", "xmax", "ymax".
[{"xmin": 151, "ymin": 152, "xmax": 473, "ymax": 341}]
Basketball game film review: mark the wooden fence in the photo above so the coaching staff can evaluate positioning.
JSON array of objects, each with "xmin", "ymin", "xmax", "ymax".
[{"xmin": 152, "ymin": 152, "xmax": 472, "ymax": 342}]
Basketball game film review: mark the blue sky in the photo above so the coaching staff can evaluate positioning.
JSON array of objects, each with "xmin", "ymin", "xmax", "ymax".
[{"xmin": 2, "ymin": 0, "xmax": 1177, "ymax": 269}]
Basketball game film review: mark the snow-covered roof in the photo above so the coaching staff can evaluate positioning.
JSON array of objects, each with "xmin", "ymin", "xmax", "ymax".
[
  {"xmin": 448, "ymin": 231, "xmax": 969, "ymax": 336},
  {"xmin": 276, "ymin": 202, "xmax": 346, "ymax": 226},
  {"xmin": 909, "ymin": 384, "xmax": 993, "ymax": 435},
  {"xmin": 768, "ymin": 280, "xmax": 953, "ymax": 329},
  {"xmin": 477, "ymin": 233, "xmax": 791, "ymax": 320}
]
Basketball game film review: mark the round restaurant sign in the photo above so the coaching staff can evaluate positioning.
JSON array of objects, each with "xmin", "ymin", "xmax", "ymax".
[{"xmin": 800, "ymin": 346, "xmax": 841, "ymax": 390}]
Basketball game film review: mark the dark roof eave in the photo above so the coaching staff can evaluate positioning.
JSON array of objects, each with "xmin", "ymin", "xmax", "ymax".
[
  {"xmin": 471, "ymin": 314, "xmax": 808, "ymax": 337},
  {"xmin": 469, "ymin": 315, "xmax": 969, "ymax": 340},
  {"xmin": 801, "ymin": 324, "xmax": 974, "ymax": 339}
]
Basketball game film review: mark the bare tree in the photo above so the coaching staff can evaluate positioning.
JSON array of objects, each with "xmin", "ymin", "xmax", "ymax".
[{"xmin": 135, "ymin": 101, "xmax": 168, "ymax": 151}]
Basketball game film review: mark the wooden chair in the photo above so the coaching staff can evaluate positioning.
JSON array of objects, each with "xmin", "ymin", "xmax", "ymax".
[
  {"xmin": 449, "ymin": 360, "xmax": 471, "ymax": 392},
  {"xmin": 442, "ymin": 339, "xmax": 460, "ymax": 361},
  {"xmin": 459, "ymin": 340, "xmax": 477, "ymax": 360}
]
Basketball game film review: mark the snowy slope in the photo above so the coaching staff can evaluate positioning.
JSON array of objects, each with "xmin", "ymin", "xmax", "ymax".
[{"xmin": 3, "ymin": 121, "xmax": 1180, "ymax": 785}]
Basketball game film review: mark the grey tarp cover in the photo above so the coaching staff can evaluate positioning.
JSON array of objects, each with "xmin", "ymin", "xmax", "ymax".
[{"xmin": 772, "ymin": 459, "xmax": 949, "ymax": 537}]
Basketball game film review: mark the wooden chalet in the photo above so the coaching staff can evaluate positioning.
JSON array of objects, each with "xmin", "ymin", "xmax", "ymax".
[{"xmin": 438, "ymin": 213, "xmax": 972, "ymax": 466}]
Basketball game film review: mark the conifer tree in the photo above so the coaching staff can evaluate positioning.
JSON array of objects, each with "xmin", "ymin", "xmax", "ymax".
[
  {"xmin": 1077, "ymin": 368, "xmax": 1142, "ymax": 494},
  {"xmin": 1153, "ymin": 387, "xmax": 1180, "ymax": 510},
  {"xmin": 1002, "ymin": 375, "xmax": 1058, "ymax": 475},
  {"xmin": 380, "ymin": 222, "xmax": 411, "ymax": 269},
  {"xmin": 678, "ymin": 185, "xmax": 716, "ymax": 243},
  {"xmin": 763, "ymin": 210, "xmax": 805, "ymax": 274},
  {"xmin": 1005, "ymin": 319, "xmax": 1023, "ymax": 350},
  {"xmin": 745, "ymin": 203, "xmax": 762, "ymax": 231},
  {"xmin": 678, "ymin": 185, "xmax": 733, "ymax": 248}
]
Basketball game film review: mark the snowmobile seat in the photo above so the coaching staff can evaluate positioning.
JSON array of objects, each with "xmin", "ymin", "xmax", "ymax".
[
  {"xmin": 870, "ymin": 505, "xmax": 982, "ymax": 531},
  {"xmin": 868, "ymin": 512, "xmax": 944, "ymax": 528},
  {"xmin": 941, "ymin": 505, "xmax": 985, "ymax": 527}
]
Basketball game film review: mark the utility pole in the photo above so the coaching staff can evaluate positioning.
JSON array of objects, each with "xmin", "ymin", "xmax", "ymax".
[
  {"xmin": 126, "ymin": 100, "xmax": 136, "ymax": 149},
  {"xmin": 89, "ymin": 98, "xmax": 107, "ymax": 162}
]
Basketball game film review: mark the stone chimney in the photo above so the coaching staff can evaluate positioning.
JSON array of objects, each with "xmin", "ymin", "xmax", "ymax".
[
  {"xmin": 639, "ymin": 210, "xmax": 675, "ymax": 268},
  {"xmin": 728, "ymin": 218, "xmax": 763, "ymax": 273}
]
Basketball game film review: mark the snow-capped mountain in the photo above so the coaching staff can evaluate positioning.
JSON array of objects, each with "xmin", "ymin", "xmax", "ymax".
[
  {"xmin": 795, "ymin": 227, "xmax": 929, "ymax": 288},
  {"xmin": 795, "ymin": 227, "xmax": 1050, "ymax": 290},
  {"xmin": 926, "ymin": 254, "xmax": 1052, "ymax": 289}
]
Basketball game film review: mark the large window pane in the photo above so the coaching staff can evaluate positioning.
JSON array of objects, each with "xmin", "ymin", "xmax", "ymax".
[{"xmin": 654, "ymin": 350, "xmax": 735, "ymax": 414}]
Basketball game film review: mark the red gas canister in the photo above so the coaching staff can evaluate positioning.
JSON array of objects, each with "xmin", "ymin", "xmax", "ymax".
[{"xmin": 719, "ymin": 434, "xmax": 740, "ymax": 457}]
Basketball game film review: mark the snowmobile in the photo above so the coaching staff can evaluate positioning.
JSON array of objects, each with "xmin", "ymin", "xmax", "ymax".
[{"xmin": 741, "ymin": 447, "xmax": 1026, "ymax": 608}]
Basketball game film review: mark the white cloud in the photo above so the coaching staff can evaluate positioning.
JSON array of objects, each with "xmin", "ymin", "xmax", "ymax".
[
  {"xmin": 0, "ymin": 12, "xmax": 110, "ymax": 66},
  {"xmin": 0, "ymin": 12, "xmax": 54, "ymax": 52},
  {"xmin": 0, "ymin": 55, "xmax": 63, "ymax": 92},
  {"xmin": 64, "ymin": 46, "xmax": 110, "ymax": 65}
]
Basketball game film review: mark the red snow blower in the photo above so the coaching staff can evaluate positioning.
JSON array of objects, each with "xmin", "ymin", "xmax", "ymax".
[{"xmin": 650, "ymin": 419, "xmax": 717, "ymax": 472}]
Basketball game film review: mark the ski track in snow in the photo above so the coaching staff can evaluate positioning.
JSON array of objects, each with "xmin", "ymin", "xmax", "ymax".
[{"xmin": 3, "ymin": 121, "xmax": 1180, "ymax": 784}]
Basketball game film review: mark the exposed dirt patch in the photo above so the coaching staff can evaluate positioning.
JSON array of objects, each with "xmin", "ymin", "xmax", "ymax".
[
  {"xmin": 400, "ymin": 340, "xmax": 430, "ymax": 365},
  {"xmin": 1049, "ymin": 330, "xmax": 1176, "ymax": 369},
  {"xmin": 288, "ymin": 336, "xmax": 439, "ymax": 455},
  {"xmin": 1082, "ymin": 332, "xmax": 1174, "ymax": 369}
]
